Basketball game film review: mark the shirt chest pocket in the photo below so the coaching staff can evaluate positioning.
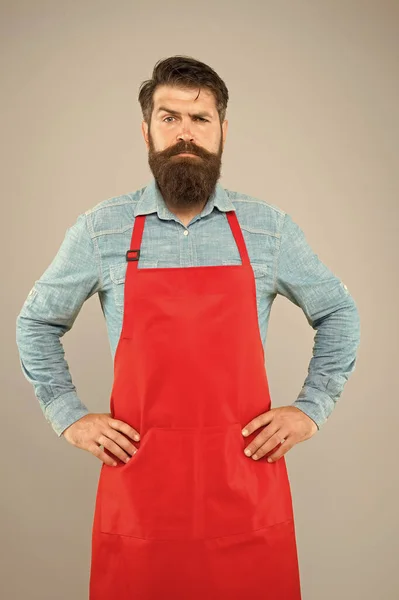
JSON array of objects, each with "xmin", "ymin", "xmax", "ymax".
[
  {"xmin": 109, "ymin": 261, "xmax": 158, "ymax": 307},
  {"xmin": 222, "ymin": 259, "xmax": 268, "ymax": 279},
  {"xmin": 222, "ymin": 259, "xmax": 268, "ymax": 299}
]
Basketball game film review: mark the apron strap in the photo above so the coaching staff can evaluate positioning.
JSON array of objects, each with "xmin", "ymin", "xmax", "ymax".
[
  {"xmin": 226, "ymin": 211, "xmax": 251, "ymax": 266},
  {"xmin": 126, "ymin": 214, "xmax": 146, "ymax": 266},
  {"xmin": 126, "ymin": 211, "xmax": 250, "ymax": 267}
]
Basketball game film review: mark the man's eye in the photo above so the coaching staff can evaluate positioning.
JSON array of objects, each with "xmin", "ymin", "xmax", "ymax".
[{"xmin": 163, "ymin": 116, "xmax": 208, "ymax": 123}]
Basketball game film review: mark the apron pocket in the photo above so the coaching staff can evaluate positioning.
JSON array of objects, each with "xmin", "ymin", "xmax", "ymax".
[
  {"xmin": 201, "ymin": 422, "xmax": 294, "ymax": 538},
  {"xmin": 99, "ymin": 426, "xmax": 198, "ymax": 541},
  {"xmin": 98, "ymin": 423, "xmax": 294, "ymax": 541}
]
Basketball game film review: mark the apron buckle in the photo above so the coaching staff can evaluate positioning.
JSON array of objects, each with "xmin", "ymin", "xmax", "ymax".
[{"xmin": 126, "ymin": 249, "xmax": 141, "ymax": 261}]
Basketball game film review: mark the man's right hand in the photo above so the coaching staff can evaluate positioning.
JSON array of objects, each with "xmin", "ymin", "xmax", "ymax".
[{"xmin": 61, "ymin": 413, "xmax": 140, "ymax": 466}]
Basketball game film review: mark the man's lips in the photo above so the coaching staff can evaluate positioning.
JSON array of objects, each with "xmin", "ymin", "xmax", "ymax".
[{"xmin": 174, "ymin": 151, "xmax": 200, "ymax": 156}]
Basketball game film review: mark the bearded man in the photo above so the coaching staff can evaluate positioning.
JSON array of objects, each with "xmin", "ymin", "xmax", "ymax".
[{"xmin": 16, "ymin": 55, "xmax": 360, "ymax": 600}]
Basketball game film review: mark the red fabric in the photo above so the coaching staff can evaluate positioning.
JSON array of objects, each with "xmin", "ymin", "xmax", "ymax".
[{"xmin": 89, "ymin": 211, "xmax": 302, "ymax": 599}]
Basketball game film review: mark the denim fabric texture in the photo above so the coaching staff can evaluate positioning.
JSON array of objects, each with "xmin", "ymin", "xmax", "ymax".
[{"xmin": 16, "ymin": 177, "xmax": 361, "ymax": 436}]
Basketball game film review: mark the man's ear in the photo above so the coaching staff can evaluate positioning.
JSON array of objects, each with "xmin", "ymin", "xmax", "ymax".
[
  {"xmin": 141, "ymin": 121, "xmax": 150, "ymax": 150},
  {"xmin": 222, "ymin": 119, "xmax": 228, "ymax": 147}
]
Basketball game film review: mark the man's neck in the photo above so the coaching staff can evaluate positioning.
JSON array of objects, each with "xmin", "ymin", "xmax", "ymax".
[{"xmin": 165, "ymin": 200, "xmax": 208, "ymax": 228}]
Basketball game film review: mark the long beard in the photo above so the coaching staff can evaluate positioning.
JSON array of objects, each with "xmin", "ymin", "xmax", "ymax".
[{"xmin": 147, "ymin": 134, "xmax": 223, "ymax": 210}]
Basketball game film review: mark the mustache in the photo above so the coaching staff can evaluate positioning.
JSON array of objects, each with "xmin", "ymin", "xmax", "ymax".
[{"xmin": 161, "ymin": 142, "xmax": 210, "ymax": 159}]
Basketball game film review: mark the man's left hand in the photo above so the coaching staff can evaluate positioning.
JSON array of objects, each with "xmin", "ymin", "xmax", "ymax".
[{"xmin": 241, "ymin": 406, "xmax": 318, "ymax": 462}]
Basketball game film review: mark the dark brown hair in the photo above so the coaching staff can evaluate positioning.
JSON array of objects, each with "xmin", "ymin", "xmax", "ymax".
[{"xmin": 138, "ymin": 55, "xmax": 229, "ymax": 125}]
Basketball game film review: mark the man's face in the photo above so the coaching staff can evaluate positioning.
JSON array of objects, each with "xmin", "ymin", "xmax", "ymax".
[{"xmin": 142, "ymin": 85, "xmax": 228, "ymax": 211}]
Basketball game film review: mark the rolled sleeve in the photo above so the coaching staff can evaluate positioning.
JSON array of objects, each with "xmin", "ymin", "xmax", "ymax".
[
  {"xmin": 274, "ymin": 213, "xmax": 361, "ymax": 429},
  {"xmin": 16, "ymin": 212, "xmax": 103, "ymax": 436}
]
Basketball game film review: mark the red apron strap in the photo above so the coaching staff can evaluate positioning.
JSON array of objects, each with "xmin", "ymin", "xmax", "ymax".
[
  {"xmin": 226, "ymin": 211, "xmax": 250, "ymax": 266},
  {"xmin": 126, "ymin": 211, "xmax": 250, "ymax": 267},
  {"xmin": 125, "ymin": 214, "xmax": 146, "ymax": 267}
]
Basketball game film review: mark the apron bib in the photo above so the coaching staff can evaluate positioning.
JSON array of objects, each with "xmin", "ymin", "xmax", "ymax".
[{"xmin": 89, "ymin": 210, "xmax": 302, "ymax": 599}]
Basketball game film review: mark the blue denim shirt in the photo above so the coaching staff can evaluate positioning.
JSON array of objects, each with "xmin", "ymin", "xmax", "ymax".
[{"xmin": 16, "ymin": 177, "xmax": 360, "ymax": 437}]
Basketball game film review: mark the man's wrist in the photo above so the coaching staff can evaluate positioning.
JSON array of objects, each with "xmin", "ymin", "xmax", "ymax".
[{"xmin": 43, "ymin": 391, "xmax": 90, "ymax": 437}]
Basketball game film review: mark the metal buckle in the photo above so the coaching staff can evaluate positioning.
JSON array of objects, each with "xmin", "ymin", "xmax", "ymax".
[{"xmin": 126, "ymin": 249, "xmax": 140, "ymax": 261}]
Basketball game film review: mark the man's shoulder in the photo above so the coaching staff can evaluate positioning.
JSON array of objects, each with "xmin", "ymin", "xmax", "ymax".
[
  {"xmin": 82, "ymin": 185, "xmax": 147, "ymax": 235},
  {"xmin": 84, "ymin": 185, "xmax": 146, "ymax": 216},
  {"xmin": 224, "ymin": 186, "xmax": 285, "ymax": 215},
  {"xmin": 223, "ymin": 186, "xmax": 287, "ymax": 237}
]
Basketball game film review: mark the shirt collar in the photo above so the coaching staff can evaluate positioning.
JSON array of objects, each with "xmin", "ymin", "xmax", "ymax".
[{"xmin": 133, "ymin": 176, "xmax": 235, "ymax": 221}]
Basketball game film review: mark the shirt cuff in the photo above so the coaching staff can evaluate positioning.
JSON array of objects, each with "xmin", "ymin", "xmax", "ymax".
[
  {"xmin": 292, "ymin": 385, "xmax": 336, "ymax": 430},
  {"xmin": 43, "ymin": 391, "xmax": 90, "ymax": 437}
]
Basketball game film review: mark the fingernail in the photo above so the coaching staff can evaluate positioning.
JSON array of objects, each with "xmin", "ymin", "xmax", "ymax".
[
  {"xmin": 125, "ymin": 457, "xmax": 130, "ymax": 462},
  {"xmin": 267, "ymin": 458, "xmax": 273, "ymax": 463},
  {"xmin": 112, "ymin": 461, "xmax": 117, "ymax": 466},
  {"xmin": 244, "ymin": 448, "xmax": 251, "ymax": 456},
  {"xmin": 242, "ymin": 429, "xmax": 249, "ymax": 436},
  {"xmin": 134, "ymin": 434, "xmax": 140, "ymax": 441}
]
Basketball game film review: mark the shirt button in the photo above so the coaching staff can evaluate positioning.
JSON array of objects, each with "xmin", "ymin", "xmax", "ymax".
[{"xmin": 183, "ymin": 230, "xmax": 189, "ymax": 236}]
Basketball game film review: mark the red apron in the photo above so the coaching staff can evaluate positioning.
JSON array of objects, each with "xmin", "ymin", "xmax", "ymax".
[{"xmin": 89, "ymin": 210, "xmax": 302, "ymax": 599}]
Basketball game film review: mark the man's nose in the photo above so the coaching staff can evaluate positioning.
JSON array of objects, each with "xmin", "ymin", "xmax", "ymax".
[{"xmin": 177, "ymin": 131, "xmax": 195, "ymax": 143}]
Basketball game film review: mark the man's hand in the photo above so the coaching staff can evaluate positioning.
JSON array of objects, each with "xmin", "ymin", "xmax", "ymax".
[
  {"xmin": 62, "ymin": 413, "xmax": 140, "ymax": 466},
  {"xmin": 241, "ymin": 406, "xmax": 318, "ymax": 462}
]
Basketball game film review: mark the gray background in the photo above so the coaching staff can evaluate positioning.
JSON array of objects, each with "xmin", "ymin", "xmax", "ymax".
[{"xmin": 2, "ymin": 1, "xmax": 398, "ymax": 598}]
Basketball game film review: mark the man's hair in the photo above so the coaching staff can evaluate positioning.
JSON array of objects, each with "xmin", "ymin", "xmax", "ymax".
[{"xmin": 138, "ymin": 55, "xmax": 229, "ymax": 126}]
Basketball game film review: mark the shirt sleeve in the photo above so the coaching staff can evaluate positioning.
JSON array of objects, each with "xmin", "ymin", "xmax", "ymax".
[
  {"xmin": 274, "ymin": 212, "xmax": 361, "ymax": 429},
  {"xmin": 16, "ymin": 212, "xmax": 103, "ymax": 437}
]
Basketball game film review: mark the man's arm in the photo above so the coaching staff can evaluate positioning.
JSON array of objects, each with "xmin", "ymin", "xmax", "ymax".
[
  {"xmin": 274, "ymin": 212, "xmax": 361, "ymax": 430},
  {"xmin": 16, "ymin": 212, "xmax": 103, "ymax": 437}
]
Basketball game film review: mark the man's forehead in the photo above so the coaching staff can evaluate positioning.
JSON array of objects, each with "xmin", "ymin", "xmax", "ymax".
[{"xmin": 153, "ymin": 85, "xmax": 216, "ymax": 112}]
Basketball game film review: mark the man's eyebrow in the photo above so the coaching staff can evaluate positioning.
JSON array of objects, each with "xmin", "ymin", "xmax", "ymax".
[{"xmin": 157, "ymin": 106, "xmax": 213, "ymax": 119}]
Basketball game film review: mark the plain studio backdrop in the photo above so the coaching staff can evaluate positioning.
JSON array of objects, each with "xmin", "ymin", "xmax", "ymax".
[{"xmin": 1, "ymin": 1, "xmax": 398, "ymax": 599}]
